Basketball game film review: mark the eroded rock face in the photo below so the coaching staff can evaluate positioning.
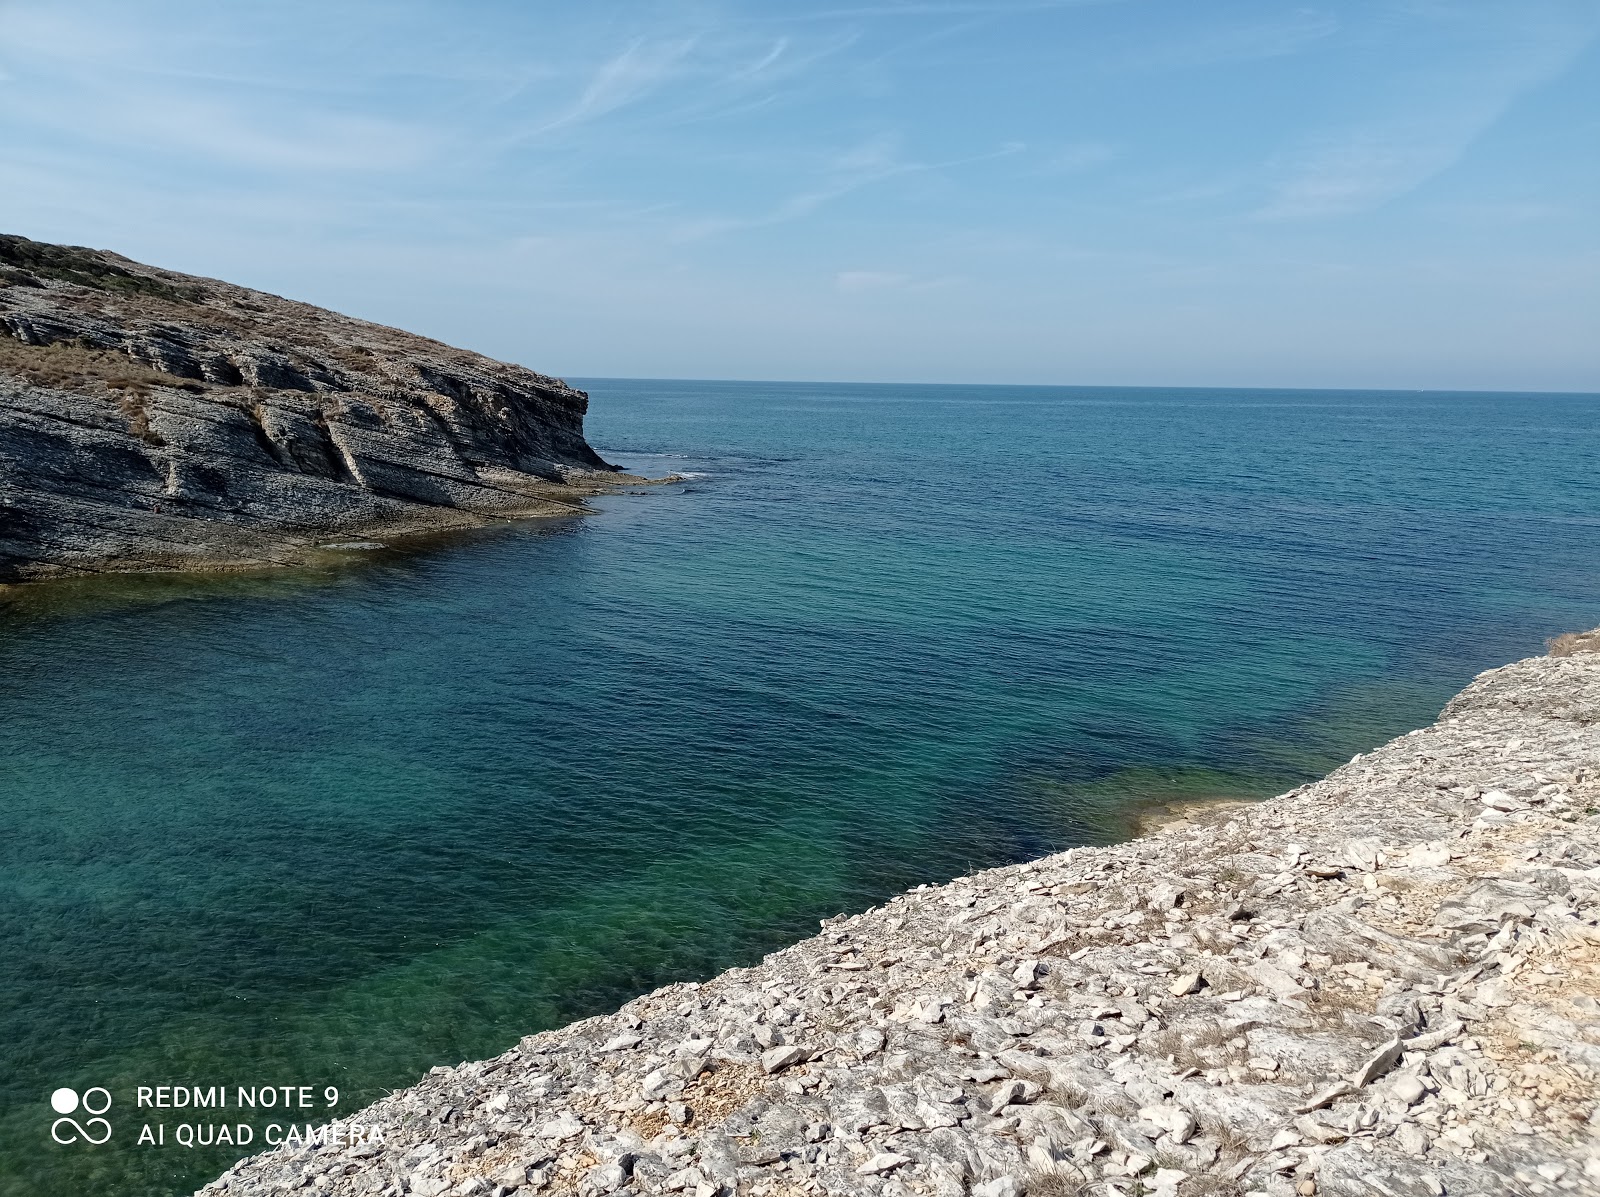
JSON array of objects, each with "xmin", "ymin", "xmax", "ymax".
[
  {"xmin": 202, "ymin": 641, "xmax": 1600, "ymax": 1197},
  {"xmin": 0, "ymin": 234, "xmax": 618, "ymax": 580}
]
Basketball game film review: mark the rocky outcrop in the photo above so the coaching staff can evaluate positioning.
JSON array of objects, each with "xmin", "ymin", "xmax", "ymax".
[
  {"xmin": 202, "ymin": 639, "xmax": 1600, "ymax": 1197},
  {"xmin": 0, "ymin": 234, "xmax": 623, "ymax": 580}
]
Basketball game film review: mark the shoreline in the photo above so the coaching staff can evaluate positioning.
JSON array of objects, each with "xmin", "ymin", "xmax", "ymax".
[
  {"xmin": 0, "ymin": 469, "xmax": 680, "ymax": 587},
  {"xmin": 203, "ymin": 636, "xmax": 1600, "ymax": 1197}
]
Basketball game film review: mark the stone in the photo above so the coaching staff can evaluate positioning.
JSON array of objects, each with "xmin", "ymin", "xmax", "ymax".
[
  {"xmin": 1396, "ymin": 1123, "xmax": 1430, "ymax": 1156},
  {"xmin": 1349, "ymin": 1037, "xmax": 1404, "ymax": 1088},
  {"xmin": 1169, "ymin": 972, "xmax": 1205, "ymax": 996},
  {"xmin": 641, "ymin": 1069, "xmax": 685, "ymax": 1100},
  {"xmin": 1148, "ymin": 882, "xmax": 1185, "ymax": 910},
  {"xmin": 856, "ymin": 1152, "xmax": 911, "ymax": 1175},
  {"xmin": 536, "ymin": 1113, "xmax": 585, "ymax": 1141},
  {"xmin": 1293, "ymin": 1116, "xmax": 1346, "ymax": 1145},
  {"xmin": 1344, "ymin": 839, "xmax": 1383, "ymax": 872},
  {"xmin": 1402, "ymin": 844, "xmax": 1452, "ymax": 868},
  {"xmin": 1138, "ymin": 1105, "xmax": 1197, "ymax": 1144},
  {"xmin": 1391, "ymin": 1075, "xmax": 1427, "ymax": 1105},
  {"xmin": 1480, "ymin": 790, "xmax": 1527, "ymax": 812},
  {"xmin": 663, "ymin": 1167, "xmax": 706, "ymax": 1192},
  {"xmin": 971, "ymin": 1179, "xmax": 1020, "ymax": 1197},
  {"xmin": 1402, "ymin": 1020, "xmax": 1463, "ymax": 1053},
  {"xmin": 1295, "ymin": 1081, "xmax": 1355, "ymax": 1113},
  {"xmin": 987, "ymin": 1079, "xmax": 1041, "ymax": 1114},
  {"xmin": 495, "ymin": 1162, "xmax": 532, "ymax": 1188},
  {"xmin": 760, "ymin": 1045, "xmax": 811, "ymax": 1074},
  {"xmin": 582, "ymin": 1160, "xmax": 632, "ymax": 1195}
]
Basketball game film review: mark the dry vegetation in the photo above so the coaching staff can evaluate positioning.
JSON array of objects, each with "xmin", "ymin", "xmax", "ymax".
[
  {"xmin": 0, "ymin": 335, "xmax": 201, "ymax": 398},
  {"xmin": 1548, "ymin": 629, "xmax": 1600, "ymax": 657}
]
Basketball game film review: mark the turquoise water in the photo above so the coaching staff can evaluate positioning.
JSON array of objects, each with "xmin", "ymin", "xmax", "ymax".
[{"xmin": 2, "ymin": 381, "xmax": 1598, "ymax": 1195}]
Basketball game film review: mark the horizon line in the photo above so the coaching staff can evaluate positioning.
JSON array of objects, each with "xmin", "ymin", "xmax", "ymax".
[{"xmin": 563, "ymin": 374, "xmax": 1600, "ymax": 398}]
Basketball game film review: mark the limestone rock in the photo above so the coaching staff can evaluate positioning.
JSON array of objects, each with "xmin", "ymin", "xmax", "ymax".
[{"xmin": 0, "ymin": 233, "xmax": 632, "ymax": 580}]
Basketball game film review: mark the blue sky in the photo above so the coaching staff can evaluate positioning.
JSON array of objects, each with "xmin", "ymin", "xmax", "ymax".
[{"xmin": 2, "ymin": 0, "xmax": 1597, "ymax": 389}]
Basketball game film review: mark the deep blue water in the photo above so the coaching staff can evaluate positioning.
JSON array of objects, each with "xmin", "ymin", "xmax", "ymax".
[{"xmin": 2, "ymin": 381, "xmax": 1597, "ymax": 1195}]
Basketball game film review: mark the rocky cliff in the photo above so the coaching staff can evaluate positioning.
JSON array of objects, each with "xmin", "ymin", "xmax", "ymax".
[
  {"xmin": 0, "ymin": 234, "xmax": 622, "ymax": 581},
  {"xmin": 202, "ymin": 637, "xmax": 1600, "ymax": 1197}
]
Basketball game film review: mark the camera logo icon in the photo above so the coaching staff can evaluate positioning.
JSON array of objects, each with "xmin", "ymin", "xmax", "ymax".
[{"xmin": 50, "ymin": 1087, "xmax": 112, "ymax": 1145}]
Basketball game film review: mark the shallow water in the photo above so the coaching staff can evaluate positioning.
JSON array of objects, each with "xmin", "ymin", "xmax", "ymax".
[{"xmin": 2, "ymin": 381, "xmax": 1597, "ymax": 1195}]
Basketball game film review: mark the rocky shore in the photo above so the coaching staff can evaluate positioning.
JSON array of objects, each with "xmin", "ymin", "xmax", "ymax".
[
  {"xmin": 0, "ymin": 235, "xmax": 627, "ymax": 581},
  {"xmin": 202, "ymin": 638, "xmax": 1600, "ymax": 1197}
]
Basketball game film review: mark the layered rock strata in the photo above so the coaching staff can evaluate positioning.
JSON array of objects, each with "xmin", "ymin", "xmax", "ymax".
[
  {"xmin": 0, "ymin": 235, "xmax": 622, "ymax": 580},
  {"xmin": 202, "ymin": 639, "xmax": 1600, "ymax": 1197}
]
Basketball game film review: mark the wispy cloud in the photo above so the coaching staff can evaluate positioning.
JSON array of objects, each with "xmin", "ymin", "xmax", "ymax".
[
  {"xmin": 727, "ymin": 37, "xmax": 791, "ymax": 82},
  {"xmin": 1258, "ymin": 3, "xmax": 1600, "ymax": 219},
  {"xmin": 519, "ymin": 37, "xmax": 700, "ymax": 139},
  {"xmin": 675, "ymin": 137, "xmax": 1026, "ymax": 240},
  {"xmin": 2, "ymin": 0, "xmax": 1594, "ymax": 388},
  {"xmin": 1118, "ymin": 10, "xmax": 1340, "ymax": 71},
  {"xmin": 778, "ymin": 1, "xmax": 1120, "ymax": 18},
  {"xmin": 0, "ymin": 3, "xmax": 444, "ymax": 173}
]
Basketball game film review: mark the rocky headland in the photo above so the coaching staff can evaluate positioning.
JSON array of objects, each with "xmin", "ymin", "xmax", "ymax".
[
  {"xmin": 0, "ymin": 234, "xmax": 627, "ymax": 581},
  {"xmin": 202, "ymin": 634, "xmax": 1600, "ymax": 1197}
]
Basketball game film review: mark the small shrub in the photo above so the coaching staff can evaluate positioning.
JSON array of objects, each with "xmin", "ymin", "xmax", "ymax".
[{"xmin": 1024, "ymin": 1166, "xmax": 1088, "ymax": 1197}]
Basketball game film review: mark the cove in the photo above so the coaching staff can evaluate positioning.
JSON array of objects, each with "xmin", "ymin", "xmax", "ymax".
[{"xmin": 1, "ymin": 380, "xmax": 1597, "ymax": 1197}]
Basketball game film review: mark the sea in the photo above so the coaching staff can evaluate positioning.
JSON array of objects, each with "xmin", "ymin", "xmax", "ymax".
[{"xmin": 2, "ymin": 380, "xmax": 1597, "ymax": 1195}]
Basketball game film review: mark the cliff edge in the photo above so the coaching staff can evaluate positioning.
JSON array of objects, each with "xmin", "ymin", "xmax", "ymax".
[
  {"xmin": 0, "ymin": 234, "xmax": 620, "ymax": 580},
  {"xmin": 203, "ymin": 636, "xmax": 1600, "ymax": 1197}
]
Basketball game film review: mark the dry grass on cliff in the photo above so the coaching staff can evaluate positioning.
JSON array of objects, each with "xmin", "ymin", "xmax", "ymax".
[
  {"xmin": 1548, "ymin": 630, "xmax": 1600, "ymax": 657},
  {"xmin": 0, "ymin": 335, "xmax": 199, "ymax": 398}
]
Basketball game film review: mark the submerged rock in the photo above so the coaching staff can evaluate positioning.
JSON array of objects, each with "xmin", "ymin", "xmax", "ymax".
[{"xmin": 0, "ymin": 234, "xmax": 627, "ymax": 580}]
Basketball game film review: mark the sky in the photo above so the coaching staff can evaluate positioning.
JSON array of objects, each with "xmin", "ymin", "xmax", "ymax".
[{"xmin": 1, "ymin": 0, "xmax": 1597, "ymax": 389}]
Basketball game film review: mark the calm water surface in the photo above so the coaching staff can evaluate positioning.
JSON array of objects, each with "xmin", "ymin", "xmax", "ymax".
[{"xmin": 2, "ymin": 382, "xmax": 1597, "ymax": 1195}]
